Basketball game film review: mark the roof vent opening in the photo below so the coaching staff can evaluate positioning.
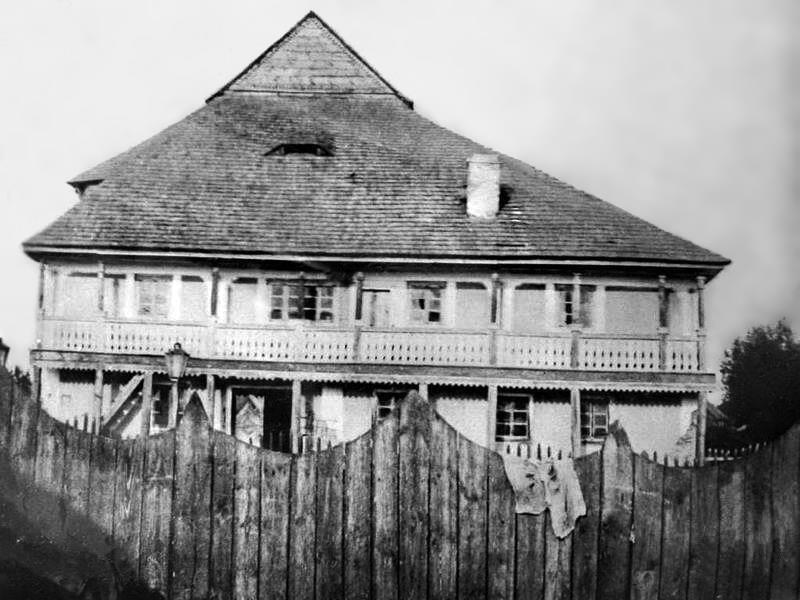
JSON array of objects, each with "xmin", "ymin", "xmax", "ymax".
[
  {"xmin": 266, "ymin": 143, "xmax": 333, "ymax": 157},
  {"xmin": 466, "ymin": 154, "xmax": 500, "ymax": 218}
]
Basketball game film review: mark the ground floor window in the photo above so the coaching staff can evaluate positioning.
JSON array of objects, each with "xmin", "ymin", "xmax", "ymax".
[
  {"xmin": 495, "ymin": 393, "xmax": 530, "ymax": 441},
  {"xmin": 151, "ymin": 384, "xmax": 172, "ymax": 430},
  {"xmin": 581, "ymin": 398, "xmax": 609, "ymax": 441},
  {"xmin": 375, "ymin": 388, "xmax": 412, "ymax": 421}
]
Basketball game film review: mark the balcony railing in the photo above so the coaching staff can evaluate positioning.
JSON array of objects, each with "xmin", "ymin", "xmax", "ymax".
[{"xmin": 38, "ymin": 318, "xmax": 704, "ymax": 373}]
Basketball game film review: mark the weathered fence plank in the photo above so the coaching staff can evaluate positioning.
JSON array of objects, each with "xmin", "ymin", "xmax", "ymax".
[
  {"xmin": 769, "ymin": 425, "xmax": 800, "ymax": 599},
  {"xmin": 114, "ymin": 437, "xmax": 145, "ymax": 581},
  {"xmin": 458, "ymin": 432, "xmax": 488, "ymax": 600},
  {"xmin": 31, "ymin": 410, "xmax": 68, "ymax": 539},
  {"xmin": 0, "ymin": 370, "xmax": 14, "ymax": 449},
  {"xmin": 344, "ymin": 432, "xmax": 372, "ymax": 600},
  {"xmin": 687, "ymin": 465, "xmax": 720, "ymax": 599},
  {"xmin": 260, "ymin": 450, "xmax": 292, "ymax": 600},
  {"xmin": 741, "ymin": 445, "xmax": 773, "ymax": 600},
  {"xmin": 572, "ymin": 451, "xmax": 601, "ymax": 600},
  {"xmin": 233, "ymin": 440, "xmax": 260, "ymax": 600},
  {"xmin": 210, "ymin": 432, "xmax": 235, "ymax": 599},
  {"xmin": 429, "ymin": 415, "xmax": 457, "ymax": 600},
  {"xmin": 8, "ymin": 381, "xmax": 38, "ymax": 494},
  {"xmin": 139, "ymin": 432, "xmax": 174, "ymax": 591},
  {"xmin": 715, "ymin": 460, "xmax": 745, "ymax": 600},
  {"xmin": 171, "ymin": 398, "xmax": 213, "ymax": 600},
  {"xmin": 288, "ymin": 451, "xmax": 316, "ymax": 600},
  {"xmin": 88, "ymin": 433, "xmax": 118, "ymax": 539},
  {"xmin": 399, "ymin": 393, "xmax": 431, "ymax": 600},
  {"xmin": 659, "ymin": 466, "xmax": 691, "ymax": 600},
  {"xmin": 373, "ymin": 410, "xmax": 399, "ymax": 600},
  {"xmin": 488, "ymin": 451, "xmax": 516, "ymax": 600},
  {"xmin": 597, "ymin": 425, "xmax": 633, "ymax": 599},
  {"xmin": 64, "ymin": 426, "xmax": 92, "ymax": 522},
  {"xmin": 630, "ymin": 454, "xmax": 663, "ymax": 600},
  {"xmin": 316, "ymin": 443, "xmax": 345, "ymax": 600},
  {"xmin": 544, "ymin": 512, "xmax": 572, "ymax": 600}
]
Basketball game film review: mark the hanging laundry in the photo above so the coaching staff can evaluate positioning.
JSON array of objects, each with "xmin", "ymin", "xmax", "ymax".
[{"xmin": 501, "ymin": 453, "xmax": 586, "ymax": 538}]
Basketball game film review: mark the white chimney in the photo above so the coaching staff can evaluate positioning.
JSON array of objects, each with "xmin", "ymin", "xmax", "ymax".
[{"xmin": 466, "ymin": 154, "xmax": 500, "ymax": 218}]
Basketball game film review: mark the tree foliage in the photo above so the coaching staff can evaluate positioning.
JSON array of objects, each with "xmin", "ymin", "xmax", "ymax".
[{"xmin": 720, "ymin": 319, "xmax": 800, "ymax": 443}]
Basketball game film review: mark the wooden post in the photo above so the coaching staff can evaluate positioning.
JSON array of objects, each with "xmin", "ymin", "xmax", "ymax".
[
  {"xmin": 140, "ymin": 372, "xmax": 153, "ymax": 438},
  {"xmin": 353, "ymin": 325, "xmax": 362, "ymax": 362},
  {"xmin": 31, "ymin": 366, "xmax": 42, "ymax": 404},
  {"xmin": 354, "ymin": 272, "xmax": 364, "ymax": 321},
  {"xmin": 696, "ymin": 391, "xmax": 707, "ymax": 466},
  {"xmin": 490, "ymin": 273, "xmax": 501, "ymax": 324},
  {"xmin": 486, "ymin": 384, "xmax": 498, "ymax": 449},
  {"xmin": 210, "ymin": 267, "xmax": 220, "ymax": 317},
  {"xmin": 224, "ymin": 386, "xmax": 233, "ymax": 434},
  {"xmin": 570, "ymin": 387, "xmax": 581, "ymax": 457},
  {"xmin": 418, "ymin": 382, "xmax": 429, "ymax": 399},
  {"xmin": 570, "ymin": 273, "xmax": 582, "ymax": 368},
  {"xmin": 37, "ymin": 263, "xmax": 45, "ymax": 314},
  {"xmin": 696, "ymin": 276, "xmax": 707, "ymax": 371},
  {"xmin": 93, "ymin": 367, "xmax": 103, "ymax": 427},
  {"xmin": 97, "ymin": 261, "xmax": 105, "ymax": 314},
  {"xmin": 206, "ymin": 374, "xmax": 216, "ymax": 430},
  {"xmin": 291, "ymin": 379, "xmax": 302, "ymax": 453}
]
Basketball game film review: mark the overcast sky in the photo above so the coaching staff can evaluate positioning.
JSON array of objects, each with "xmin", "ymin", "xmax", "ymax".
[{"xmin": 1, "ymin": 0, "xmax": 798, "ymax": 384}]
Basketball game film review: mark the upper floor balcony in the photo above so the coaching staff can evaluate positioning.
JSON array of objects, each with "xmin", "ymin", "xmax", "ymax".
[
  {"xmin": 38, "ymin": 318, "xmax": 703, "ymax": 373},
  {"xmin": 34, "ymin": 263, "xmax": 710, "ymax": 374}
]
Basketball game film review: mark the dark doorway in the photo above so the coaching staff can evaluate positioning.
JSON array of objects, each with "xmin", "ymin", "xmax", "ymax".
[{"xmin": 232, "ymin": 386, "xmax": 292, "ymax": 452}]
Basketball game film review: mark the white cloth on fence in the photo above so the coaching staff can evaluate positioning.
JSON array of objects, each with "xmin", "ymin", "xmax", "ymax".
[{"xmin": 501, "ymin": 454, "xmax": 586, "ymax": 538}]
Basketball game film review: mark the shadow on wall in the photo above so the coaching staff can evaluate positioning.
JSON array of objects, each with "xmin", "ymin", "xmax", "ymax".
[{"xmin": 0, "ymin": 435, "xmax": 163, "ymax": 599}]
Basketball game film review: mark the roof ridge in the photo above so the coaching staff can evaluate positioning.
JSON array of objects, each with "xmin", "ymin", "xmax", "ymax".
[{"xmin": 206, "ymin": 11, "xmax": 413, "ymax": 107}]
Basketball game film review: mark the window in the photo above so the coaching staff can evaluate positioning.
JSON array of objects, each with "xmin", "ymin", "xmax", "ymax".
[
  {"xmin": 581, "ymin": 399, "xmax": 609, "ymax": 441},
  {"xmin": 375, "ymin": 389, "xmax": 410, "ymax": 421},
  {"xmin": 180, "ymin": 276, "xmax": 207, "ymax": 322},
  {"xmin": 495, "ymin": 394, "xmax": 530, "ymax": 441},
  {"xmin": 455, "ymin": 282, "xmax": 489, "ymax": 328},
  {"xmin": 136, "ymin": 275, "xmax": 170, "ymax": 318},
  {"xmin": 408, "ymin": 282, "xmax": 444, "ymax": 324},
  {"xmin": 270, "ymin": 282, "xmax": 334, "ymax": 321},
  {"xmin": 556, "ymin": 284, "xmax": 595, "ymax": 328}
]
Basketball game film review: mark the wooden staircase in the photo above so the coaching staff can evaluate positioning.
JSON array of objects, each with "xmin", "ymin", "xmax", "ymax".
[{"xmin": 101, "ymin": 374, "xmax": 145, "ymax": 435}]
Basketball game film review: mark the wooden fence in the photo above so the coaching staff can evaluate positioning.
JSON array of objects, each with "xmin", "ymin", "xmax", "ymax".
[{"xmin": 0, "ymin": 369, "xmax": 797, "ymax": 600}]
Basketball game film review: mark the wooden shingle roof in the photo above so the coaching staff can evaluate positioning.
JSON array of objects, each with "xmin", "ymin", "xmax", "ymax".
[{"xmin": 23, "ymin": 12, "xmax": 729, "ymax": 269}]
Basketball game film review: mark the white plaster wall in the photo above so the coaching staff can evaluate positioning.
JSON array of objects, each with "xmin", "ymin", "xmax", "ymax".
[
  {"xmin": 342, "ymin": 390, "xmax": 373, "ymax": 441},
  {"xmin": 609, "ymin": 400, "xmax": 686, "ymax": 457},
  {"xmin": 40, "ymin": 367, "xmax": 61, "ymax": 419},
  {"xmin": 531, "ymin": 400, "xmax": 572, "ymax": 454},
  {"xmin": 56, "ymin": 379, "xmax": 94, "ymax": 424},
  {"xmin": 433, "ymin": 392, "xmax": 488, "ymax": 446}
]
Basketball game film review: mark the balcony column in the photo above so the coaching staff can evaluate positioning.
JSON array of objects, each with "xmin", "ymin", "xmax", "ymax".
[
  {"xmin": 658, "ymin": 275, "xmax": 668, "ymax": 370},
  {"xmin": 570, "ymin": 274, "xmax": 582, "ymax": 369},
  {"xmin": 490, "ymin": 273, "xmax": 502, "ymax": 365},
  {"xmin": 570, "ymin": 387, "xmax": 581, "ymax": 458},
  {"xmin": 354, "ymin": 272, "xmax": 364, "ymax": 321},
  {"xmin": 97, "ymin": 262, "xmax": 105, "ymax": 315},
  {"xmin": 210, "ymin": 268, "xmax": 220, "ymax": 317},
  {"xmin": 486, "ymin": 384, "xmax": 498, "ymax": 449},
  {"xmin": 696, "ymin": 276, "xmax": 707, "ymax": 371},
  {"xmin": 696, "ymin": 390, "xmax": 708, "ymax": 466}
]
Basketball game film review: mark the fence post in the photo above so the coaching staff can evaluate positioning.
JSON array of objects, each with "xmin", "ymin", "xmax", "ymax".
[
  {"xmin": 597, "ymin": 421, "xmax": 634, "ymax": 598},
  {"xmin": 170, "ymin": 395, "xmax": 212, "ymax": 600}
]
